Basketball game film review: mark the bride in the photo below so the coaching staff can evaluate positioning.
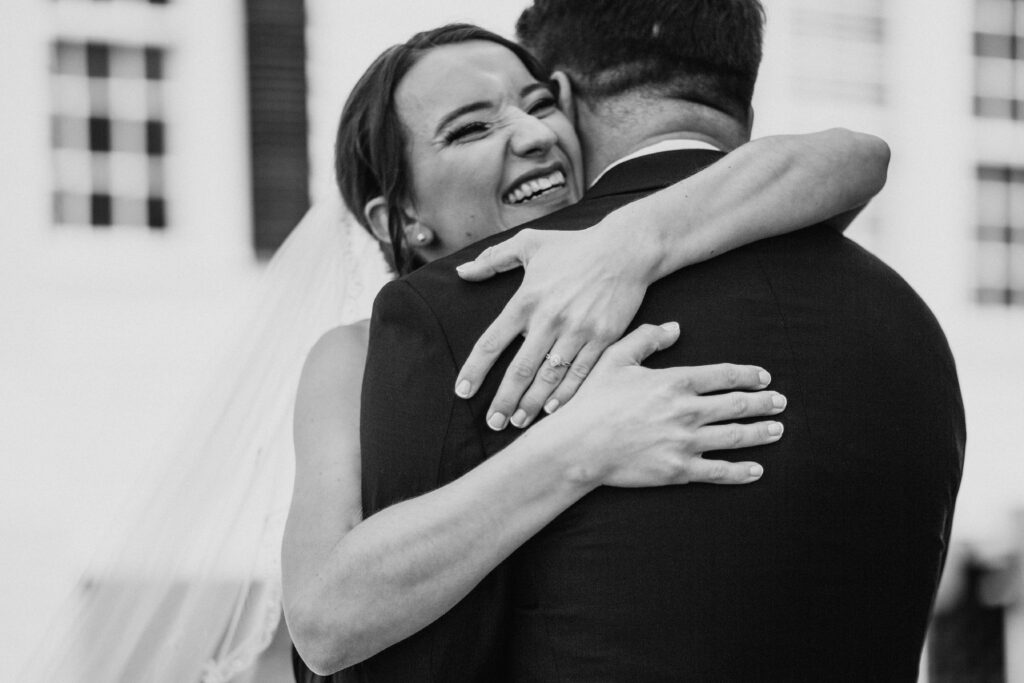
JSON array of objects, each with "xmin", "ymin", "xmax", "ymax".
[
  {"xmin": 30, "ymin": 23, "xmax": 888, "ymax": 683},
  {"xmin": 286, "ymin": 23, "xmax": 888, "ymax": 680}
]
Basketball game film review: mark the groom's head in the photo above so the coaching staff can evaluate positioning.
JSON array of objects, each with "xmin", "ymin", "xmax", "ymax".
[{"xmin": 517, "ymin": 0, "xmax": 765, "ymax": 174}]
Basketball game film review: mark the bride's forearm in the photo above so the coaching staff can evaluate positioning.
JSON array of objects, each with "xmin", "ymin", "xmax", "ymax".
[
  {"xmin": 289, "ymin": 419, "xmax": 597, "ymax": 674},
  {"xmin": 597, "ymin": 128, "xmax": 890, "ymax": 284}
]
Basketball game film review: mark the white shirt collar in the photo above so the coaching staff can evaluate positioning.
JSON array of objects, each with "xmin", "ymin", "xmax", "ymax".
[{"xmin": 589, "ymin": 139, "xmax": 722, "ymax": 187}]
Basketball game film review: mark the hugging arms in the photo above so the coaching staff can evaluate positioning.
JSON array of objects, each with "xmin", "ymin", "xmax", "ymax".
[{"xmin": 283, "ymin": 126, "xmax": 888, "ymax": 675}]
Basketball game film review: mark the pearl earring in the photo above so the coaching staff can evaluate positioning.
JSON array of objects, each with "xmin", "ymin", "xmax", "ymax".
[{"xmin": 415, "ymin": 232, "xmax": 430, "ymax": 245}]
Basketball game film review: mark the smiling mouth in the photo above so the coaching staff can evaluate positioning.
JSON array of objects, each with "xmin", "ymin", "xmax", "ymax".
[{"xmin": 502, "ymin": 169, "xmax": 567, "ymax": 205}]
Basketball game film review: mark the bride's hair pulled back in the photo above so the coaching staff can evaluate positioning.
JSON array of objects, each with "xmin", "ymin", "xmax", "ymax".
[{"xmin": 335, "ymin": 23, "xmax": 551, "ymax": 275}]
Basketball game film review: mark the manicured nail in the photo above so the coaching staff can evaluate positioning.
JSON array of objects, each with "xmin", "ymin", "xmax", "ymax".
[
  {"xmin": 544, "ymin": 398, "xmax": 560, "ymax": 414},
  {"xmin": 767, "ymin": 422, "xmax": 784, "ymax": 437},
  {"xmin": 749, "ymin": 464, "xmax": 764, "ymax": 478},
  {"xmin": 455, "ymin": 379, "xmax": 472, "ymax": 398},
  {"xmin": 510, "ymin": 409, "xmax": 529, "ymax": 428},
  {"xmin": 455, "ymin": 263, "xmax": 471, "ymax": 274},
  {"xmin": 488, "ymin": 412, "xmax": 508, "ymax": 431},
  {"xmin": 659, "ymin": 321, "xmax": 680, "ymax": 333},
  {"xmin": 771, "ymin": 393, "xmax": 787, "ymax": 409},
  {"xmin": 758, "ymin": 370, "xmax": 772, "ymax": 387}
]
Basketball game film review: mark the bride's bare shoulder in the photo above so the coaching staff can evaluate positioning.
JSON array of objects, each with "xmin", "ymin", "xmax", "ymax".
[{"xmin": 299, "ymin": 321, "xmax": 370, "ymax": 395}]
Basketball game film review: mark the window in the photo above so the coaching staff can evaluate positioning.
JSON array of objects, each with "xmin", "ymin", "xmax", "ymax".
[
  {"xmin": 976, "ymin": 166, "xmax": 1024, "ymax": 306},
  {"xmin": 791, "ymin": 0, "xmax": 887, "ymax": 105},
  {"xmin": 50, "ymin": 41, "xmax": 168, "ymax": 228},
  {"xmin": 52, "ymin": 0, "xmax": 170, "ymax": 4},
  {"xmin": 974, "ymin": 0, "xmax": 1024, "ymax": 119}
]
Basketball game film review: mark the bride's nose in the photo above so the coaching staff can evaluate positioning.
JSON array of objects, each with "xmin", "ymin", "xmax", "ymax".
[{"xmin": 508, "ymin": 111, "xmax": 557, "ymax": 157}]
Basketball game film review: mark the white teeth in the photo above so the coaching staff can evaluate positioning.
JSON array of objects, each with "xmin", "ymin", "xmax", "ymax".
[{"xmin": 504, "ymin": 170, "xmax": 568, "ymax": 205}]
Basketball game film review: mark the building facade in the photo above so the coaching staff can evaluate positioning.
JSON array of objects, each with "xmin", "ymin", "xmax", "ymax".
[{"xmin": 0, "ymin": 0, "xmax": 1021, "ymax": 680}]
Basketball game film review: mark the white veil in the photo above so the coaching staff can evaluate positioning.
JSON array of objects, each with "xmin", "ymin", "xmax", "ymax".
[{"xmin": 25, "ymin": 195, "xmax": 392, "ymax": 682}]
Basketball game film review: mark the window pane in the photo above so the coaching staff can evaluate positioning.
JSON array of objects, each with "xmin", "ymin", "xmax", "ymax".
[
  {"xmin": 90, "ymin": 153, "xmax": 111, "ymax": 194},
  {"xmin": 85, "ymin": 43, "xmax": 109, "ymax": 78},
  {"xmin": 110, "ymin": 45, "xmax": 145, "ymax": 79},
  {"xmin": 976, "ymin": 0, "xmax": 1014, "ymax": 33},
  {"xmin": 111, "ymin": 120, "xmax": 146, "ymax": 153},
  {"xmin": 977, "ymin": 241, "xmax": 1010, "ymax": 288},
  {"xmin": 1010, "ymin": 178, "xmax": 1024, "ymax": 229},
  {"xmin": 52, "ymin": 115, "xmax": 89, "ymax": 149},
  {"xmin": 975, "ymin": 33, "xmax": 1013, "ymax": 58},
  {"xmin": 54, "ymin": 192, "xmax": 90, "ymax": 225},
  {"xmin": 91, "ymin": 193, "xmax": 112, "ymax": 226},
  {"xmin": 1010, "ymin": 243, "xmax": 1024, "ymax": 292},
  {"xmin": 977, "ymin": 57, "xmax": 1014, "ymax": 97},
  {"xmin": 53, "ymin": 41, "xmax": 86, "ymax": 76},
  {"xmin": 979, "ymin": 176, "xmax": 1009, "ymax": 227},
  {"xmin": 114, "ymin": 197, "xmax": 147, "ymax": 226}
]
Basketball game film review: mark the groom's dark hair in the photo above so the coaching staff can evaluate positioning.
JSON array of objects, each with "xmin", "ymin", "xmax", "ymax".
[{"xmin": 516, "ymin": 0, "xmax": 765, "ymax": 123}]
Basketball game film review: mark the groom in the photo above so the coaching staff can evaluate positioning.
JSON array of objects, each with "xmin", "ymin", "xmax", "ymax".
[{"xmin": 359, "ymin": 0, "xmax": 965, "ymax": 680}]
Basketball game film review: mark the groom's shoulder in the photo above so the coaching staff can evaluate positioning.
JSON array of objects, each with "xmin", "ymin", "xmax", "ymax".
[{"xmin": 395, "ymin": 201, "xmax": 601, "ymax": 313}]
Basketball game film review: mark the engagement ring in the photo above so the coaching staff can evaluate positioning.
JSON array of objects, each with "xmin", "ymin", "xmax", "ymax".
[{"xmin": 545, "ymin": 353, "xmax": 572, "ymax": 368}]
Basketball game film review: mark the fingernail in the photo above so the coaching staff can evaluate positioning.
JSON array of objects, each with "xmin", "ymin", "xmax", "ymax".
[
  {"xmin": 488, "ymin": 412, "xmax": 508, "ymax": 431},
  {"xmin": 771, "ymin": 393, "xmax": 787, "ymax": 409},
  {"xmin": 749, "ymin": 464, "xmax": 764, "ymax": 478},
  {"xmin": 758, "ymin": 370, "xmax": 772, "ymax": 387},
  {"xmin": 455, "ymin": 379, "xmax": 472, "ymax": 398},
  {"xmin": 455, "ymin": 263, "xmax": 471, "ymax": 273},
  {"xmin": 510, "ymin": 409, "xmax": 528, "ymax": 428},
  {"xmin": 659, "ymin": 321, "xmax": 680, "ymax": 333},
  {"xmin": 544, "ymin": 398, "xmax": 560, "ymax": 414},
  {"xmin": 767, "ymin": 422, "xmax": 784, "ymax": 437}
]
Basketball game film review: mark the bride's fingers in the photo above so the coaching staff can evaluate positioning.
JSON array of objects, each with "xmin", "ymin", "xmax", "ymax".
[
  {"xmin": 454, "ymin": 230, "xmax": 537, "ymax": 282},
  {"xmin": 455, "ymin": 305, "xmax": 525, "ymax": 400},
  {"xmin": 541, "ymin": 341, "xmax": 603, "ymax": 414},
  {"xmin": 508, "ymin": 337, "xmax": 586, "ymax": 428},
  {"xmin": 485, "ymin": 329, "xmax": 557, "ymax": 431},
  {"xmin": 599, "ymin": 323, "xmax": 681, "ymax": 368},
  {"xmin": 682, "ymin": 457, "xmax": 765, "ymax": 485},
  {"xmin": 695, "ymin": 421, "xmax": 785, "ymax": 453}
]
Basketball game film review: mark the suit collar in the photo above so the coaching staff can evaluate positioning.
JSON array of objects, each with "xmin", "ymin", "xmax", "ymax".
[{"xmin": 585, "ymin": 149, "xmax": 726, "ymax": 200}]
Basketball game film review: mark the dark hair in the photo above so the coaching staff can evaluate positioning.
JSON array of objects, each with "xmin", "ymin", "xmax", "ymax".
[
  {"xmin": 516, "ymin": 0, "xmax": 764, "ymax": 123},
  {"xmin": 335, "ymin": 24, "xmax": 552, "ymax": 275}
]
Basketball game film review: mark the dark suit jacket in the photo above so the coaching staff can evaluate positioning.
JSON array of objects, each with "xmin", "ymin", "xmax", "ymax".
[{"xmin": 341, "ymin": 149, "xmax": 965, "ymax": 682}]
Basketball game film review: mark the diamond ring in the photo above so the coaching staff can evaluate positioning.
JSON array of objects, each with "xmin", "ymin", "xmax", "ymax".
[{"xmin": 545, "ymin": 353, "xmax": 572, "ymax": 368}]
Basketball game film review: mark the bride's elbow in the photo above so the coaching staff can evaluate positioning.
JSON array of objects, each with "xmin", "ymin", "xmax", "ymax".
[{"xmin": 286, "ymin": 598, "xmax": 362, "ymax": 675}]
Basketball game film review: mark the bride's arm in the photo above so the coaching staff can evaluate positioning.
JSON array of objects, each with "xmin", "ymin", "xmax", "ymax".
[
  {"xmin": 283, "ymin": 321, "xmax": 784, "ymax": 675},
  {"xmin": 454, "ymin": 128, "xmax": 889, "ymax": 429}
]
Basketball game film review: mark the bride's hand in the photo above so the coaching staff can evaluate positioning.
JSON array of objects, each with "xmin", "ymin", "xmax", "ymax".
[
  {"xmin": 454, "ymin": 225, "xmax": 650, "ymax": 430},
  {"xmin": 521, "ymin": 323, "xmax": 786, "ymax": 487}
]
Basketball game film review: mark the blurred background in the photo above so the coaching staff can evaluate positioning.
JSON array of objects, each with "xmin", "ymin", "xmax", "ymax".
[{"xmin": 0, "ymin": 0, "xmax": 1021, "ymax": 680}]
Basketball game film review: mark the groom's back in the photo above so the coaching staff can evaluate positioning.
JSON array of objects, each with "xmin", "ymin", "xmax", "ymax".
[
  {"xmin": 356, "ymin": 151, "xmax": 965, "ymax": 682},
  {"xmin": 506, "ymin": 217, "xmax": 965, "ymax": 681}
]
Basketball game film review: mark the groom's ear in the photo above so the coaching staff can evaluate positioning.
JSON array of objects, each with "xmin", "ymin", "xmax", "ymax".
[{"xmin": 551, "ymin": 71, "xmax": 575, "ymax": 122}]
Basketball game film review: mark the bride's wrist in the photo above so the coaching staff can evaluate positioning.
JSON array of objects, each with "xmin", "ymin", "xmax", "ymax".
[
  {"xmin": 589, "ymin": 206, "xmax": 664, "ymax": 287},
  {"xmin": 517, "ymin": 413, "xmax": 608, "ymax": 492}
]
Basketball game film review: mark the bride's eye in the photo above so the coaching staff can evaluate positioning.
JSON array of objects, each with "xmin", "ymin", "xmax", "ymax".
[
  {"xmin": 443, "ymin": 121, "xmax": 489, "ymax": 144},
  {"xmin": 527, "ymin": 96, "xmax": 558, "ymax": 117}
]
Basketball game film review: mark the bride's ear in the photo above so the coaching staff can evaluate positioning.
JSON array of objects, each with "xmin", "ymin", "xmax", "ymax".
[
  {"xmin": 363, "ymin": 197, "xmax": 393, "ymax": 244},
  {"xmin": 551, "ymin": 71, "xmax": 575, "ymax": 121},
  {"xmin": 364, "ymin": 197, "xmax": 435, "ymax": 248}
]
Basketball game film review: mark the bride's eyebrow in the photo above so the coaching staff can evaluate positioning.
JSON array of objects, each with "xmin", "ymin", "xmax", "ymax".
[
  {"xmin": 434, "ymin": 101, "xmax": 492, "ymax": 136},
  {"xmin": 520, "ymin": 82, "xmax": 551, "ymax": 98}
]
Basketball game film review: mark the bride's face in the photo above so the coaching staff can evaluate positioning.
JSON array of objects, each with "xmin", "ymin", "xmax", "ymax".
[{"xmin": 394, "ymin": 41, "xmax": 583, "ymax": 256}]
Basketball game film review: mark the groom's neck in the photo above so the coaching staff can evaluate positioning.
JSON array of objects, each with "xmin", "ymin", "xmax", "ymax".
[{"xmin": 577, "ymin": 95, "xmax": 751, "ymax": 186}]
